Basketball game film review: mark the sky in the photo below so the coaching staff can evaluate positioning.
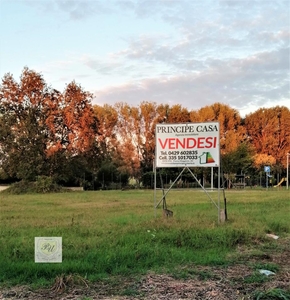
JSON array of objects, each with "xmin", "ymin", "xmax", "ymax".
[{"xmin": 0, "ymin": 0, "xmax": 289, "ymax": 117}]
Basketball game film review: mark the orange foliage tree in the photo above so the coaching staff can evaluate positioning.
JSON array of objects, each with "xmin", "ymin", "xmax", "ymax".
[
  {"xmin": 165, "ymin": 104, "xmax": 190, "ymax": 123},
  {"xmin": 61, "ymin": 82, "xmax": 96, "ymax": 154},
  {"xmin": 93, "ymin": 104, "xmax": 118, "ymax": 160},
  {"xmin": 0, "ymin": 68, "xmax": 96, "ymax": 181},
  {"xmin": 244, "ymin": 106, "xmax": 290, "ymax": 168},
  {"xmin": 113, "ymin": 102, "xmax": 141, "ymax": 180},
  {"xmin": 1, "ymin": 67, "xmax": 289, "ymax": 186},
  {"xmin": 112, "ymin": 101, "xmax": 169, "ymax": 181},
  {"xmin": 190, "ymin": 103, "xmax": 246, "ymax": 155},
  {"xmin": 0, "ymin": 68, "xmax": 55, "ymax": 179}
]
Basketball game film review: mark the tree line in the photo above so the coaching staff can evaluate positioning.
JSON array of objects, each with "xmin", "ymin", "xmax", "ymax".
[{"xmin": 0, "ymin": 68, "xmax": 289, "ymax": 189}]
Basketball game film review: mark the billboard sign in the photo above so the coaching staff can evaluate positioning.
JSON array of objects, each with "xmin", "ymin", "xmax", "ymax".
[{"xmin": 155, "ymin": 122, "xmax": 220, "ymax": 168}]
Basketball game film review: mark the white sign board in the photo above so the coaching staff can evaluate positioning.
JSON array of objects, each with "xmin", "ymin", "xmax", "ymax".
[
  {"xmin": 155, "ymin": 122, "xmax": 220, "ymax": 168},
  {"xmin": 35, "ymin": 237, "xmax": 62, "ymax": 263}
]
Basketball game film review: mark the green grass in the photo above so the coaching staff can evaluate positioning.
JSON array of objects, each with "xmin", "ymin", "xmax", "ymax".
[
  {"xmin": 253, "ymin": 288, "xmax": 290, "ymax": 299},
  {"xmin": 0, "ymin": 188, "xmax": 289, "ymax": 287}
]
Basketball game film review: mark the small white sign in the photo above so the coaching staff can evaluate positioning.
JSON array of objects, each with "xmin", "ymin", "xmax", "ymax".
[{"xmin": 35, "ymin": 237, "xmax": 62, "ymax": 263}]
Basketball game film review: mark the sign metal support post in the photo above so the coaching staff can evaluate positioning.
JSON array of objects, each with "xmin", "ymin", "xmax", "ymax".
[{"xmin": 153, "ymin": 161, "xmax": 157, "ymax": 217}]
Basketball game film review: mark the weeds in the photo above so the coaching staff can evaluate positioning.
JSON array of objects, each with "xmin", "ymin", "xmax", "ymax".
[
  {"xmin": 253, "ymin": 288, "xmax": 290, "ymax": 299},
  {"xmin": 253, "ymin": 263, "xmax": 280, "ymax": 273},
  {"xmin": 172, "ymin": 267, "xmax": 215, "ymax": 281},
  {"xmin": 51, "ymin": 273, "xmax": 89, "ymax": 293},
  {"xmin": 243, "ymin": 272, "xmax": 269, "ymax": 284}
]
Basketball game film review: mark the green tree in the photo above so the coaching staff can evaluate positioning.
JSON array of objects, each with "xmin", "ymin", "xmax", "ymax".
[
  {"xmin": 222, "ymin": 142, "xmax": 255, "ymax": 174},
  {"xmin": 222, "ymin": 142, "xmax": 255, "ymax": 187}
]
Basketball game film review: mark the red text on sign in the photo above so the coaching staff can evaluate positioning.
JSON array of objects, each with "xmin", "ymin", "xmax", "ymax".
[{"xmin": 158, "ymin": 137, "xmax": 217, "ymax": 149}]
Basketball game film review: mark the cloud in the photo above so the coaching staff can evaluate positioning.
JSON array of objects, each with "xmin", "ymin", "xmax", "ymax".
[
  {"xmin": 56, "ymin": 0, "xmax": 112, "ymax": 20},
  {"xmin": 92, "ymin": 46, "xmax": 289, "ymax": 115},
  {"xmin": 110, "ymin": 0, "xmax": 289, "ymax": 76},
  {"xmin": 6, "ymin": 0, "xmax": 288, "ymax": 117},
  {"xmin": 24, "ymin": 0, "xmax": 112, "ymax": 20},
  {"xmin": 117, "ymin": 0, "xmax": 179, "ymax": 19},
  {"xmin": 81, "ymin": 55, "xmax": 121, "ymax": 75}
]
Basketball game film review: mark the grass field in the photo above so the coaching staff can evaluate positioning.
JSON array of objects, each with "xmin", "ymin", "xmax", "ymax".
[{"xmin": 0, "ymin": 188, "xmax": 289, "ymax": 290}]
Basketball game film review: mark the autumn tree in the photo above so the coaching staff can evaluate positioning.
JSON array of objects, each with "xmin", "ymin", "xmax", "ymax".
[
  {"xmin": 190, "ymin": 103, "xmax": 246, "ymax": 155},
  {"xmin": 139, "ymin": 102, "xmax": 170, "ymax": 172},
  {"xmin": 0, "ymin": 68, "xmax": 53, "ymax": 180},
  {"xmin": 2, "ymin": 66, "xmax": 289, "ymax": 189},
  {"xmin": 113, "ymin": 101, "xmax": 173, "ymax": 182},
  {"xmin": 0, "ymin": 68, "xmax": 97, "ymax": 183},
  {"xmin": 61, "ymin": 82, "xmax": 96, "ymax": 154},
  {"xmin": 110, "ymin": 102, "xmax": 139, "ymax": 181},
  {"xmin": 165, "ymin": 104, "xmax": 190, "ymax": 123},
  {"xmin": 244, "ymin": 106, "xmax": 290, "ymax": 169},
  {"xmin": 93, "ymin": 104, "xmax": 118, "ymax": 160},
  {"xmin": 91, "ymin": 104, "xmax": 125, "ymax": 187},
  {"xmin": 253, "ymin": 154, "xmax": 276, "ymax": 169}
]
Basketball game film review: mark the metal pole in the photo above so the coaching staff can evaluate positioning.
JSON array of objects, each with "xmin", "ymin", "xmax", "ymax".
[
  {"xmin": 211, "ymin": 167, "xmax": 213, "ymax": 190},
  {"xmin": 155, "ymin": 167, "xmax": 187, "ymax": 208},
  {"xmin": 153, "ymin": 161, "xmax": 157, "ymax": 216},
  {"xmin": 287, "ymin": 153, "xmax": 289, "ymax": 190},
  {"xmin": 218, "ymin": 166, "xmax": 221, "ymax": 224}
]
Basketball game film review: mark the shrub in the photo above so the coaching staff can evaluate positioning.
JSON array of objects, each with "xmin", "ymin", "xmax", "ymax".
[
  {"xmin": 1, "ymin": 176, "xmax": 63, "ymax": 194},
  {"xmin": 34, "ymin": 176, "xmax": 62, "ymax": 193}
]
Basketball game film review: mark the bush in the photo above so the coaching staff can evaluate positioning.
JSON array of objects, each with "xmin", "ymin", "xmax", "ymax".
[
  {"xmin": 34, "ymin": 176, "xmax": 62, "ymax": 193},
  {"xmin": 1, "ymin": 176, "xmax": 63, "ymax": 194}
]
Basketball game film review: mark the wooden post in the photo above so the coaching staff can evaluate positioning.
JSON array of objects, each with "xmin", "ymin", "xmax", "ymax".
[{"xmin": 222, "ymin": 188, "xmax": 228, "ymax": 221}]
